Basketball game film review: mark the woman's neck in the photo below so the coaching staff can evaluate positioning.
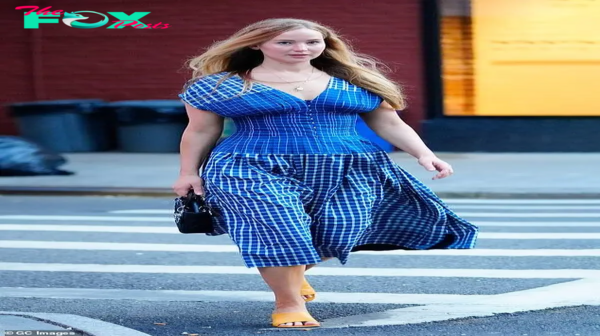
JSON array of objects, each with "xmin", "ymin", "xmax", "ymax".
[{"xmin": 257, "ymin": 60, "xmax": 313, "ymax": 73}]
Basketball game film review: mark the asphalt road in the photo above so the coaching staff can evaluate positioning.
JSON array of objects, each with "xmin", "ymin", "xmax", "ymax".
[{"xmin": 0, "ymin": 195, "xmax": 599, "ymax": 336}]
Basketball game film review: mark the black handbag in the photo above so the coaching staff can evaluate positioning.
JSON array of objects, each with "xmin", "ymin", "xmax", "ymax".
[{"xmin": 173, "ymin": 190, "xmax": 215, "ymax": 234}]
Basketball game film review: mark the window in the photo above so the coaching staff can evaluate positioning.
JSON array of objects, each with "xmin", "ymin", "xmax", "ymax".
[{"xmin": 439, "ymin": 0, "xmax": 600, "ymax": 116}]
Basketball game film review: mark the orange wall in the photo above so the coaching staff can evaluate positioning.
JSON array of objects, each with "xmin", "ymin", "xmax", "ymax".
[
  {"xmin": 440, "ymin": 16, "xmax": 474, "ymax": 116},
  {"xmin": 472, "ymin": 0, "xmax": 600, "ymax": 116}
]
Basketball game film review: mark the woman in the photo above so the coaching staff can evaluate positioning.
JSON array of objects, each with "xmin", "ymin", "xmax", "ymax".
[{"xmin": 173, "ymin": 18, "xmax": 478, "ymax": 329}]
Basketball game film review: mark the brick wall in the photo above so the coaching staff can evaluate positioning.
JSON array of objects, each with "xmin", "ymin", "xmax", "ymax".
[{"xmin": 1, "ymin": 0, "xmax": 425, "ymax": 134}]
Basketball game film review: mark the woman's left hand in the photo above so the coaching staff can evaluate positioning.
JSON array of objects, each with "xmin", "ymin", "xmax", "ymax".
[{"xmin": 417, "ymin": 155, "xmax": 454, "ymax": 180}]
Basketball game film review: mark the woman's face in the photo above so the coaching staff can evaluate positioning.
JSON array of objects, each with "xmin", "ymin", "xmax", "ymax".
[{"xmin": 255, "ymin": 28, "xmax": 326, "ymax": 63}]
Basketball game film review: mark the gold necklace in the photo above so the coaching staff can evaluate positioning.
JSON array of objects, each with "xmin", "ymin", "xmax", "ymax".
[{"xmin": 260, "ymin": 67, "xmax": 315, "ymax": 92}]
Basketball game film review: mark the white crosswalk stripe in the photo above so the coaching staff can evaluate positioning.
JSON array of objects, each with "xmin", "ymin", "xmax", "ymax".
[
  {"xmin": 1, "ymin": 241, "xmax": 599, "ymax": 256},
  {"xmin": 0, "ymin": 198, "xmax": 599, "ymax": 328},
  {"xmin": 2, "ymin": 224, "xmax": 599, "ymax": 239},
  {"xmin": 1, "ymin": 262, "xmax": 599, "ymax": 278}
]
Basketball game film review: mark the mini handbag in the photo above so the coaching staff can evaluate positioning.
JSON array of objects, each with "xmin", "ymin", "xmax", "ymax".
[{"xmin": 173, "ymin": 190, "xmax": 215, "ymax": 234}]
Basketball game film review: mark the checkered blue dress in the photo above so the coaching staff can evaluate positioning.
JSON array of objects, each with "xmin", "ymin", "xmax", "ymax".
[{"xmin": 179, "ymin": 72, "xmax": 478, "ymax": 268}]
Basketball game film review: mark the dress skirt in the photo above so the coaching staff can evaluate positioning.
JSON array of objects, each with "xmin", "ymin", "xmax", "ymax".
[{"xmin": 201, "ymin": 150, "xmax": 479, "ymax": 268}]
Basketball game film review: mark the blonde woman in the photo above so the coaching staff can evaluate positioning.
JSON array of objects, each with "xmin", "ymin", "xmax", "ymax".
[{"xmin": 173, "ymin": 18, "xmax": 478, "ymax": 329}]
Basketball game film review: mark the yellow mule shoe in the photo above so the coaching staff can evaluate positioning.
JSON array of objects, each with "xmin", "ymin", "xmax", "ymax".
[
  {"xmin": 271, "ymin": 311, "xmax": 321, "ymax": 328},
  {"xmin": 301, "ymin": 278, "xmax": 316, "ymax": 302}
]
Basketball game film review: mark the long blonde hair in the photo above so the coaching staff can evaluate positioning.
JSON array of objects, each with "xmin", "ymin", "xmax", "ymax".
[{"xmin": 182, "ymin": 18, "xmax": 406, "ymax": 110}]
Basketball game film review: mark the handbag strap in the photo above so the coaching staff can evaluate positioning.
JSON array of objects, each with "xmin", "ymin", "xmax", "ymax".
[{"xmin": 185, "ymin": 190, "xmax": 206, "ymax": 211}]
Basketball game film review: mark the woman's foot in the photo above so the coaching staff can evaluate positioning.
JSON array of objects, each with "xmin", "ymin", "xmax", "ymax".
[{"xmin": 272, "ymin": 303, "xmax": 320, "ymax": 327}]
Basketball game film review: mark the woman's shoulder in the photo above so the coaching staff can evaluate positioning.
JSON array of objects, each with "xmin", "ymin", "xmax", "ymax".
[
  {"xmin": 184, "ymin": 72, "xmax": 242, "ymax": 96},
  {"xmin": 333, "ymin": 77, "xmax": 383, "ymax": 111},
  {"xmin": 179, "ymin": 72, "xmax": 241, "ymax": 108},
  {"xmin": 186, "ymin": 71, "xmax": 238, "ymax": 88},
  {"xmin": 337, "ymin": 78, "xmax": 381, "ymax": 97}
]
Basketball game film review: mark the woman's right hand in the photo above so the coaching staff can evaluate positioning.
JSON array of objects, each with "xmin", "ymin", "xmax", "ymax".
[{"xmin": 172, "ymin": 175, "xmax": 205, "ymax": 197}]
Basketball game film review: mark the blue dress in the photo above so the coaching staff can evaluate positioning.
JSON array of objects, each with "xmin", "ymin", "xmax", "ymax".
[{"xmin": 179, "ymin": 72, "xmax": 478, "ymax": 268}]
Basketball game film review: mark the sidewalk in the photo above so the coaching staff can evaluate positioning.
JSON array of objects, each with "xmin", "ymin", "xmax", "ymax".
[
  {"xmin": 0, "ymin": 152, "xmax": 598, "ymax": 198},
  {"xmin": 0, "ymin": 311, "xmax": 150, "ymax": 336}
]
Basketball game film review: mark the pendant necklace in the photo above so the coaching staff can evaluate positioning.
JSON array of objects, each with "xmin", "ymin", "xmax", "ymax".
[{"xmin": 263, "ymin": 67, "xmax": 315, "ymax": 92}]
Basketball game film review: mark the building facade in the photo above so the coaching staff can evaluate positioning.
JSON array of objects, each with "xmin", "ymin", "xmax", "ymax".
[
  {"xmin": 425, "ymin": 0, "xmax": 600, "ymax": 152},
  {"xmin": 1, "ymin": 0, "xmax": 425, "ymax": 137},
  {"xmin": 2, "ymin": 0, "xmax": 597, "ymax": 152}
]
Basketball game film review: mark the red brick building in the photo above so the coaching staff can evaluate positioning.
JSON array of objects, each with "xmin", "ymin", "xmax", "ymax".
[
  {"xmin": 7, "ymin": 0, "xmax": 596, "ymax": 152},
  {"xmin": 1, "ymin": 0, "xmax": 427, "ymax": 135}
]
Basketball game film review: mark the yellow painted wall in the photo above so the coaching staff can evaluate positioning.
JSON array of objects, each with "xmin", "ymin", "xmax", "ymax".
[{"xmin": 470, "ymin": 0, "xmax": 600, "ymax": 116}]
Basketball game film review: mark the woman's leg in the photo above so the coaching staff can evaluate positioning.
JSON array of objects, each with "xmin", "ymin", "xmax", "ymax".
[
  {"xmin": 300, "ymin": 257, "xmax": 333, "ymax": 301},
  {"xmin": 304, "ymin": 257, "xmax": 333, "ymax": 272},
  {"xmin": 258, "ymin": 265, "xmax": 320, "ymax": 327}
]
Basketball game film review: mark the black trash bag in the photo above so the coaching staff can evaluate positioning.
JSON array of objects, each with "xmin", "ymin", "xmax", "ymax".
[{"xmin": 0, "ymin": 136, "xmax": 74, "ymax": 176}]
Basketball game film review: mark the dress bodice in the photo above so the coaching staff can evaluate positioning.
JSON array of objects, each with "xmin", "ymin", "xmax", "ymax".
[{"xmin": 178, "ymin": 72, "xmax": 385, "ymax": 154}]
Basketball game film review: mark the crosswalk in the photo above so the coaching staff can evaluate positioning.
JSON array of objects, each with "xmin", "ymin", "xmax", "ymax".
[{"xmin": 0, "ymin": 198, "xmax": 599, "ymax": 328}]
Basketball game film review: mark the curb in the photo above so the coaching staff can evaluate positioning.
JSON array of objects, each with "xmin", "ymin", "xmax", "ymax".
[
  {"xmin": 0, "ymin": 311, "xmax": 151, "ymax": 336},
  {"xmin": 0, "ymin": 187, "xmax": 175, "ymax": 198},
  {"xmin": 0, "ymin": 186, "xmax": 599, "ymax": 199}
]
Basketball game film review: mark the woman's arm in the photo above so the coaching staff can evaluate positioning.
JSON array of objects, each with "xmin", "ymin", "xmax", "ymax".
[
  {"xmin": 360, "ymin": 102, "xmax": 454, "ymax": 179},
  {"xmin": 179, "ymin": 103, "xmax": 224, "ymax": 176},
  {"xmin": 360, "ymin": 103, "xmax": 434, "ymax": 159}
]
